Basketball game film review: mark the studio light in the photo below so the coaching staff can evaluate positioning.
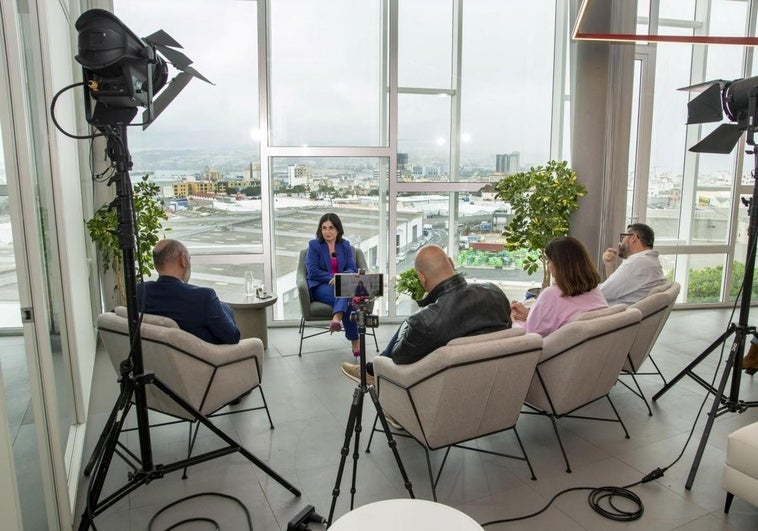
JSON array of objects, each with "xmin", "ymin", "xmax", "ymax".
[
  {"xmin": 682, "ymin": 76, "xmax": 758, "ymax": 153},
  {"xmin": 74, "ymin": 8, "xmax": 211, "ymax": 129}
]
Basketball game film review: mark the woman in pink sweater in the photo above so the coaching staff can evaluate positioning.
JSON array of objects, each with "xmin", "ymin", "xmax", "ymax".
[{"xmin": 511, "ymin": 236, "xmax": 608, "ymax": 337}]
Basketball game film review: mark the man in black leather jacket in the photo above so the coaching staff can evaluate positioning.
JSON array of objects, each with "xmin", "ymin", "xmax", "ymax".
[{"xmin": 341, "ymin": 245, "xmax": 512, "ymax": 382}]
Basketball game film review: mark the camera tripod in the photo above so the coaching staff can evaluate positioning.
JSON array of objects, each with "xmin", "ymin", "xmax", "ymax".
[
  {"xmin": 78, "ymin": 123, "xmax": 300, "ymax": 529},
  {"xmin": 327, "ymin": 302, "xmax": 415, "ymax": 526},
  {"xmin": 652, "ymin": 140, "xmax": 758, "ymax": 490}
]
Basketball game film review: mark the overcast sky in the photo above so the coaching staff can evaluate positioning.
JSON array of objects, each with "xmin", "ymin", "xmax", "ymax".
[{"xmin": 110, "ymin": 0, "xmax": 751, "ymax": 174}]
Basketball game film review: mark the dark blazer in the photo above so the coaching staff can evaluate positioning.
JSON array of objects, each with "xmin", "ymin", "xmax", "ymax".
[
  {"xmin": 136, "ymin": 276, "xmax": 240, "ymax": 345},
  {"xmin": 305, "ymin": 239, "xmax": 357, "ymax": 289}
]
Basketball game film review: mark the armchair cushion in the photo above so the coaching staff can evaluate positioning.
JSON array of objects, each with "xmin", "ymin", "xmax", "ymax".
[
  {"xmin": 114, "ymin": 305, "xmax": 180, "ymax": 329},
  {"xmin": 374, "ymin": 329, "xmax": 542, "ymax": 449},
  {"xmin": 526, "ymin": 307, "xmax": 642, "ymax": 416},
  {"xmin": 97, "ymin": 311, "xmax": 264, "ymax": 420}
]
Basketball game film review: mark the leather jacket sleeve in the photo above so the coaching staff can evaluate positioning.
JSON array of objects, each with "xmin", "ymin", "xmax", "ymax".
[{"xmin": 389, "ymin": 276, "xmax": 511, "ymax": 365}]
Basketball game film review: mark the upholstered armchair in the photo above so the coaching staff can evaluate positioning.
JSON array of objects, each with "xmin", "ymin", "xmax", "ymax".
[
  {"xmin": 618, "ymin": 281, "xmax": 681, "ymax": 414},
  {"xmin": 369, "ymin": 328, "xmax": 543, "ymax": 500},
  {"xmin": 96, "ymin": 308, "xmax": 273, "ymax": 474},
  {"xmin": 524, "ymin": 305, "xmax": 642, "ymax": 472}
]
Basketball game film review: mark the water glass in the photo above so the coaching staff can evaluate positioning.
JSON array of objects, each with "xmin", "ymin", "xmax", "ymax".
[{"xmin": 244, "ymin": 271, "xmax": 255, "ymax": 296}]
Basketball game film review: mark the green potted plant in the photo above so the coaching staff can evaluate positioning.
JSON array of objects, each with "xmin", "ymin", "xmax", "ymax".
[
  {"xmin": 86, "ymin": 175, "xmax": 169, "ymax": 302},
  {"xmin": 494, "ymin": 160, "xmax": 586, "ymax": 289},
  {"xmin": 396, "ymin": 267, "xmax": 426, "ymax": 302}
]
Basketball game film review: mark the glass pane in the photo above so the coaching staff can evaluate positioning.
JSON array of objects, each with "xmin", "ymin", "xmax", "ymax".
[
  {"xmin": 460, "ymin": 2, "xmax": 555, "ymax": 175},
  {"xmin": 659, "ymin": 0, "xmax": 695, "ymax": 20},
  {"xmin": 398, "ymin": 0, "xmax": 452, "ymax": 88},
  {"xmin": 271, "ymin": 157, "xmax": 385, "ymax": 321},
  {"xmin": 269, "ymin": 0, "xmax": 385, "ymax": 147},
  {"xmin": 186, "ymin": 262, "xmax": 265, "ymax": 302},
  {"xmin": 709, "ymin": 0, "xmax": 747, "ymax": 40},
  {"xmin": 692, "ymin": 186, "xmax": 731, "ymax": 244},
  {"xmin": 161, "ymin": 167, "xmax": 264, "ymax": 255},
  {"xmin": 0, "ymin": 28, "xmax": 48, "ymax": 527},
  {"xmin": 0, "ymin": 192, "xmax": 20, "ymax": 327},
  {"xmin": 394, "ymin": 191, "xmax": 542, "ymax": 314},
  {"xmin": 648, "ymin": 35, "xmax": 692, "ymax": 241},
  {"xmin": 627, "ymin": 59, "xmax": 642, "ymax": 223},
  {"xmin": 637, "ymin": 0, "xmax": 650, "ymax": 34},
  {"xmin": 398, "ymin": 94, "xmax": 451, "ymax": 181},
  {"xmin": 115, "ymin": 0, "xmax": 262, "ymax": 252},
  {"xmin": 682, "ymin": 253, "xmax": 729, "ymax": 304}
]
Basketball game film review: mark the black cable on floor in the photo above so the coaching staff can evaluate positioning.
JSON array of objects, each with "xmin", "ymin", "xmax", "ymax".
[
  {"xmin": 480, "ymin": 480, "xmax": 644, "ymax": 526},
  {"xmin": 147, "ymin": 492, "xmax": 253, "ymax": 531},
  {"xmin": 482, "ymin": 306, "xmax": 736, "ymax": 527}
]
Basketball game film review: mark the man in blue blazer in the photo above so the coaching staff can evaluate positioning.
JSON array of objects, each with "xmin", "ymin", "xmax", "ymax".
[{"xmin": 137, "ymin": 239, "xmax": 240, "ymax": 345}]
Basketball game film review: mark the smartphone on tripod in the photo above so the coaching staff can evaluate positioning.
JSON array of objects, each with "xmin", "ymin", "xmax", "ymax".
[{"xmin": 334, "ymin": 272, "xmax": 384, "ymax": 299}]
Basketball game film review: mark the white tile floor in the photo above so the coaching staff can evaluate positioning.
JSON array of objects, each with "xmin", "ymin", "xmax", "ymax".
[{"xmin": 75, "ymin": 308, "xmax": 758, "ymax": 530}]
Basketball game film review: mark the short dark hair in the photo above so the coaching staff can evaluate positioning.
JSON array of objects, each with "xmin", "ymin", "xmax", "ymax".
[
  {"xmin": 153, "ymin": 239, "xmax": 186, "ymax": 270},
  {"xmin": 544, "ymin": 236, "xmax": 601, "ymax": 297},
  {"xmin": 316, "ymin": 213, "xmax": 345, "ymax": 243},
  {"xmin": 627, "ymin": 223, "xmax": 655, "ymax": 248}
]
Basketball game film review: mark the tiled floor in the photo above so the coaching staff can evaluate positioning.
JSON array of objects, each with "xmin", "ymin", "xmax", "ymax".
[{"xmin": 75, "ymin": 308, "xmax": 758, "ymax": 530}]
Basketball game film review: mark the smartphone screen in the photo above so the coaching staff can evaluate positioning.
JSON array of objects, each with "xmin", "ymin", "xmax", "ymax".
[{"xmin": 334, "ymin": 273, "xmax": 384, "ymax": 299}]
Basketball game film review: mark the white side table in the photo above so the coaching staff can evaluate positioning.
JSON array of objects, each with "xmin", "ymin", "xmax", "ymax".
[{"xmin": 329, "ymin": 499, "xmax": 483, "ymax": 530}]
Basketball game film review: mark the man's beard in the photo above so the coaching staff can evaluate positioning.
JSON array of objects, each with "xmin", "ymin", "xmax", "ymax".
[{"xmin": 617, "ymin": 242, "xmax": 630, "ymax": 259}]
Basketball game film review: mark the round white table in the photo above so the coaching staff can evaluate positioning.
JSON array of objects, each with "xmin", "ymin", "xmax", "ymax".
[
  {"xmin": 329, "ymin": 499, "xmax": 484, "ymax": 530},
  {"xmin": 222, "ymin": 293, "xmax": 278, "ymax": 349}
]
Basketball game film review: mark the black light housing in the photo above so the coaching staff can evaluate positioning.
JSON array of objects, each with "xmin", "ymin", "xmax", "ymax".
[
  {"xmin": 683, "ymin": 76, "xmax": 758, "ymax": 153},
  {"xmin": 75, "ymin": 9, "xmax": 211, "ymax": 129}
]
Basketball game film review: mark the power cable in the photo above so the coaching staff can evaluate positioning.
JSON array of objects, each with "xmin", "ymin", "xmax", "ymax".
[
  {"xmin": 147, "ymin": 492, "xmax": 253, "ymax": 531},
  {"xmin": 482, "ymin": 287, "xmax": 742, "ymax": 526}
]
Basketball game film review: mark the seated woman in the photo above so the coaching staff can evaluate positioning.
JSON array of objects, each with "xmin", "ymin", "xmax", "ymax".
[
  {"xmin": 305, "ymin": 213, "xmax": 360, "ymax": 356},
  {"xmin": 511, "ymin": 236, "xmax": 608, "ymax": 337}
]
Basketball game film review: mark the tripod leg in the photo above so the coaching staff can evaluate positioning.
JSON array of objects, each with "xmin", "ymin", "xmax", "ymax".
[
  {"xmin": 367, "ymin": 386, "xmax": 415, "ymax": 498},
  {"xmin": 653, "ymin": 326, "xmax": 735, "ymax": 401},
  {"xmin": 83, "ymin": 393, "xmax": 123, "ymax": 476},
  {"xmin": 150, "ymin": 377, "xmax": 301, "ymax": 496},
  {"xmin": 328, "ymin": 386, "xmax": 363, "ymax": 526},
  {"xmin": 685, "ymin": 338, "xmax": 740, "ymax": 489},
  {"xmin": 79, "ymin": 387, "xmax": 134, "ymax": 530},
  {"xmin": 349, "ymin": 390, "xmax": 364, "ymax": 511}
]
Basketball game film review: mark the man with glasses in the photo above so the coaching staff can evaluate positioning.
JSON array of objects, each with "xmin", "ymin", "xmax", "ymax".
[{"xmin": 599, "ymin": 223, "xmax": 665, "ymax": 306}]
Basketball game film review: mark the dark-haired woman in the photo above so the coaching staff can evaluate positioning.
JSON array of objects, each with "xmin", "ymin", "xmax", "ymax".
[
  {"xmin": 305, "ymin": 213, "xmax": 360, "ymax": 355},
  {"xmin": 511, "ymin": 236, "xmax": 608, "ymax": 337}
]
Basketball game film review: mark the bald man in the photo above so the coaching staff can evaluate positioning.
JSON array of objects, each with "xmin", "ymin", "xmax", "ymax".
[
  {"xmin": 341, "ymin": 245, "xmax": 512, "ymax": 384},
  {"xmin": 136, "ymin": 239, "xmax": 240, "ymax": 345}
]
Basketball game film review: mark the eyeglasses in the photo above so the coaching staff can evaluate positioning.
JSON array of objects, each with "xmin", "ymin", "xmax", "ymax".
[{"xmin": 619, "ymin": 232, "xmax": 634, "ymax": 241}]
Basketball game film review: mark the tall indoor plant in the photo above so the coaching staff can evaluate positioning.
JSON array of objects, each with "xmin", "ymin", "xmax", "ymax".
[
  {"xmin": 86, "ymin": 175, "xmax": 169, "ymax": 302},
  {"xmin": 494, "ymin": 160, "xmax": 586, "ymax": 288}
]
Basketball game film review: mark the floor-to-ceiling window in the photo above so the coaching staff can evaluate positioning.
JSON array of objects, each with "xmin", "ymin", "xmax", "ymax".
[
  {"xmin": 629, "ymin": 0, "xmax": 756, "ymax": 304},
  {"xmin": 111, "ymin": 0, "xmax": 758, "ymax": 316},
  {"xmin": 112, "ymin": 0, "xmax": 565, "ymax": 323}
]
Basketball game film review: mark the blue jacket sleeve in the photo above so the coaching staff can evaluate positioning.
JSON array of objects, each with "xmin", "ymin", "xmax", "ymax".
[
  {"xmin": 340, "ymin": 240, "xmax": 357, "ymax": 273},
  {"xmin": 205, "ymin": 290, "xmax": 241, "ymax": 344},
  {"xmin": 305, "ymin": 240, "xmax": 333, "ymax": 286}
]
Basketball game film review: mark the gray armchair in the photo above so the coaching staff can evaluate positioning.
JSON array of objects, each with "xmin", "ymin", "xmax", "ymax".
[
  {"xmin": 368, "ymin": 328, "xmax": 543, "ymax": 501},
  {"xmin": 96, "ymin": 308, "xmax": 273, "ymax": 475},
  {"xmin": 524, "ymin": 305, "xmax": 642, "ymax": 472},
  {"xmin": 618, "ymin": 281, "xmax": 681, "ymax": 414},
  {"xmin": 295, "ymin": 246, "xmax": 378, "ymax": 356}
]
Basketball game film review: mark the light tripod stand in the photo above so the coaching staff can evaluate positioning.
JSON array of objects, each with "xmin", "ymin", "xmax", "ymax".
[
  {"xmin": 78, "ymin": 123, "xmax": 300, "ymax": 529},
  {"xmin": 652, "ymin": 127, "xmax": 758, "ymax": 490},
  {"xmin": 327, "ymin": 300, "xmax": 415, "ymax": 526}
]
